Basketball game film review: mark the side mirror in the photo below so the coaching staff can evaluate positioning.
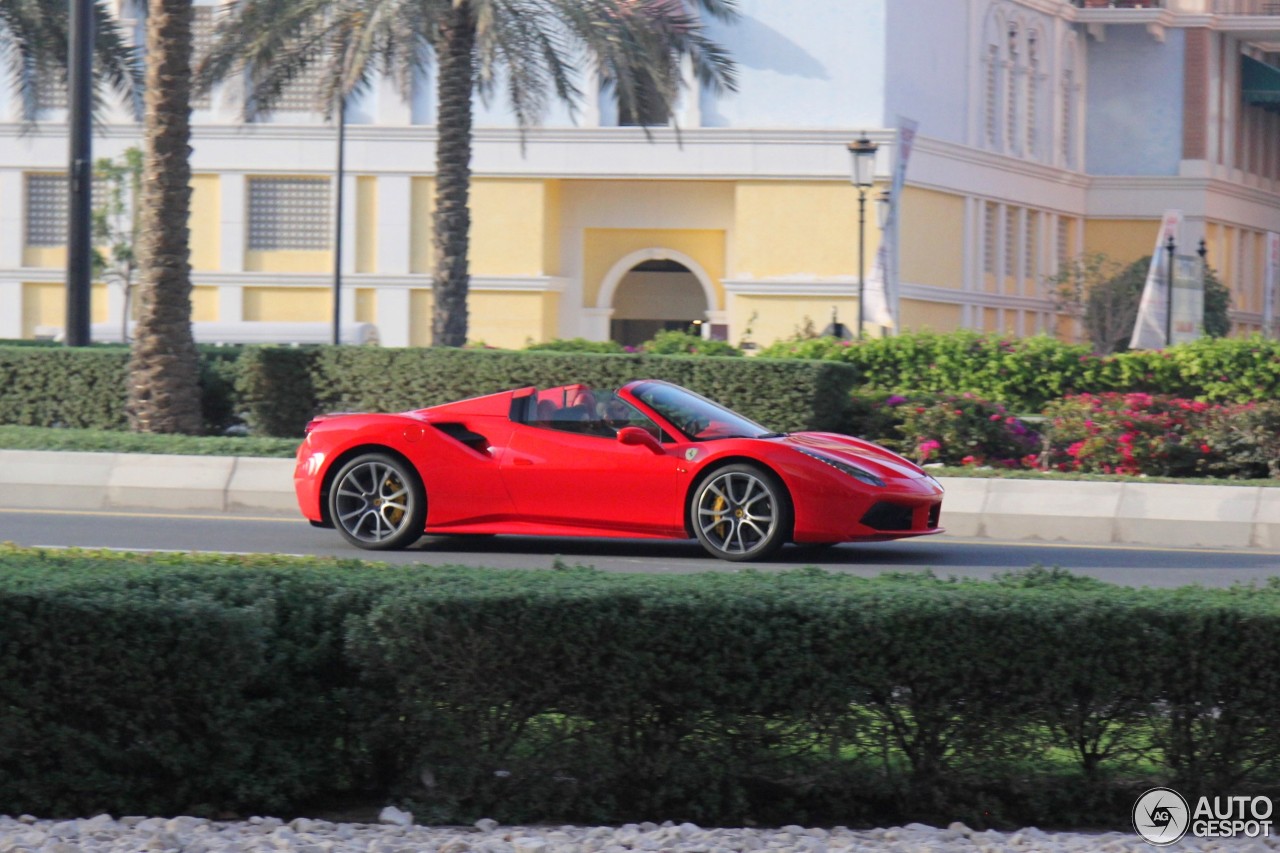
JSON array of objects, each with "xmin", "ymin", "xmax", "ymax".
[{"xmin": 617, "ymin": 426, "xmax": 664, "ymax": 454}]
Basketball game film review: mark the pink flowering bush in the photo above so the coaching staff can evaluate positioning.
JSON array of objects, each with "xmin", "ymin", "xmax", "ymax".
[
  {"xmin": 1037, "ymin": 393, "xmax": 1212, "ymax": 477},
  {"xmin": 849, "ymin": 390, "xmax": 1280, "ymax": 480},
  {"xmin": 1196, "ymin": 402, "xmax": 1280, "ymax": 479},
  {"xmin": 849, "ymin": 391, "xmax": 1040, "ymax": 467}
]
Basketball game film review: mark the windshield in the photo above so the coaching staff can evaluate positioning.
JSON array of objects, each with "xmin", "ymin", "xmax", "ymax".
[{"xmin": 629, "ymin": 381, "xmax": 777, "ymax": 441}]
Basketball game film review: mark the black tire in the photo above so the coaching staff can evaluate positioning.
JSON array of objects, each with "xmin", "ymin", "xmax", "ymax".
[
  {"xmin": 328, "ymin": 452, "xmax": 426, "ymax": 550},
  {"xmin": 691, "ymin": 463, "xmax": 791, "ymax": 561}
]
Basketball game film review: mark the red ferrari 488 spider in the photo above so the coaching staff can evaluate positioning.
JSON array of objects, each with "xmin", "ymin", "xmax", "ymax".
[{"xmin": 294, "ymin": 380, "xmax": 943, "ymax": 561}]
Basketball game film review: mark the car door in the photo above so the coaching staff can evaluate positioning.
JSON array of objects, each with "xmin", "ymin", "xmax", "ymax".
[{"xmin": 499, "ymin": 400, "xmax": 685, "ymax": 537}]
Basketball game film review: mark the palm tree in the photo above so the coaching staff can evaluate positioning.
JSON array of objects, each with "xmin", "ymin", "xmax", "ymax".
[
  {"xmin": 0, "ymin": 0, "xmax": 139, "ymax": 119},
  {"xmin": 125, "ymin": 0, "xmax": 204, "ymax": 434},
  {"xmin": 198, "ymin": 0, "xmax": 738, "ymax": 346}
]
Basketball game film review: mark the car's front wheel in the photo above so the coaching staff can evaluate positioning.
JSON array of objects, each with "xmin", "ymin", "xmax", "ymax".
[
  {"xmin": 328, "ymin": 453, "xmax": 426, "ymax": 550},
  {"xmin": 692, "ymin": 464, "xmax": 791, "ymax": 561}
]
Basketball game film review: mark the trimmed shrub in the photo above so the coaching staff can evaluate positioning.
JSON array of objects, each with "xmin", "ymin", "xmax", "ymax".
[
  {"xmin": 0, "ymin": 346, "xmax": 130, "ymax": 430},
  {"xmin": 6, "ymin": 550, "xmax": 1280, "ymax": 827},
  {"xmin": 639, "ymin": 329, "xmax": 742, "ymax": 357},
  {"xmin": 524, "ymin": 337, "xmax": 626, "ymax": 354},
  {"xmin": 234, "ymin": 347, "xmax": 317, "ymax": 437},
  {"xmin": 0, "ymin": 345, "xmax": 242, "ymax": 435},
  {"xmin": 239, "ymin": 347, "xmax": 858, "ymax": 437}
]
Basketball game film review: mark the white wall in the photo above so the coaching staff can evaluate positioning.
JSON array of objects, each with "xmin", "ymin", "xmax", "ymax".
[
  {"xmin": 699, "ymin": 0, "xmax": 886, "ymax": 129},
  {"xmin": 884, "ymin": 0, "xmax": 972, "ymax": 143}
]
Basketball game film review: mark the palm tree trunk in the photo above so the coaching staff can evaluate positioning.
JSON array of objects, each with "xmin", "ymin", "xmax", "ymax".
[
  {"xmin": 126, "ymin": 0, "xmax": 203, "ymax": 433},
  {"xmin": 431, "ymin": 2, "xmax": 475, "ymax": 347}
]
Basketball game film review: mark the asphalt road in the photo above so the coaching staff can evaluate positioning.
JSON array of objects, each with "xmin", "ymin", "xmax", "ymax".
[{"xmin": 3, "ymin": 506, "xmax": 1280, "ymax": 588}]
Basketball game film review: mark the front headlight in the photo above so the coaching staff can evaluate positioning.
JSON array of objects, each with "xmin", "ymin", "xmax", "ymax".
[{"xmin": 798, "ymin": 449, "xmax": 885, "ymax": 488}]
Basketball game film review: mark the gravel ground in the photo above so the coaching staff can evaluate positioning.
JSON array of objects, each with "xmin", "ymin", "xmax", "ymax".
[{"xmin": 3, "ymin": 813, "xmax": 1278, "ymax": 853}]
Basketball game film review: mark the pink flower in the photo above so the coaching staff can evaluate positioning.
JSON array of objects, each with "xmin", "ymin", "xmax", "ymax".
[
  {"xmin": 1067, "ymin": 441, "xmax": 1085, "ymax": 458},
  {"xmin": 917, "ymin": 439, "xmax": 942, "ymax": 460},
  {"xmin": 962, "ymin": 455, "xmax": 978, "ymax": 466},
  {"xmin": 990, "ymin": 414, "xmax": 1002, "ymax": 422},
  {"xmin": 1200, "ymin": 443, "xmax": 1211, "ymax": 453}
]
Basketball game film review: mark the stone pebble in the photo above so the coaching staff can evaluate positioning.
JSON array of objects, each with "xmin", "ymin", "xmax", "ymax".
[{"xmin": 2, "ymin": 814, "xmax": 1277, "ymax": 853}]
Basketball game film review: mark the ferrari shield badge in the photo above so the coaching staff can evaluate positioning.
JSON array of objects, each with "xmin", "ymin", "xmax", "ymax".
[{"xmin": 685, "ymin": 448, "xmax": 699, "ymax": 462}]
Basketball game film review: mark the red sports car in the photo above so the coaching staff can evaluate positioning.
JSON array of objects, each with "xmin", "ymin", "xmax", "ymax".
[{"xmin": 294, "ymin": 380, "xmax": 944, "ymax": 561}]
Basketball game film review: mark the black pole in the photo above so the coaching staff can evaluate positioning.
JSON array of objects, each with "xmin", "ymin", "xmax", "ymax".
[
  {"xmin": 331, "ymin": 95, "xmax": 346, "ymax": 346},
  {"xmin": 857, "ymin": 187, "xmax": 867, "ymax": 341},
  {"xmin": 65, "ymin": 0, "xmax": 94, "ymax": 347},
  {"xmin": 1164, "ymin": 234, "xmax": 1176, "ymax": 348}
]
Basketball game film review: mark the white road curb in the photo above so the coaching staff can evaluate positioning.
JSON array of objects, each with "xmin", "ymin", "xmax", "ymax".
[
  {"xmin": 1, "ymin": 450, "xmax": 1276, "ymax": 549},
  {"xmin": 935, "ymin": 476, "xmax": 1279, "ymax": 550}
]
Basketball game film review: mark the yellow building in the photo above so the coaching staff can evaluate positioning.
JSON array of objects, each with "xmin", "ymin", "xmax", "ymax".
[{"xmin": 1, "ymin": 0, "xmax": 1277, "ymax": 346}]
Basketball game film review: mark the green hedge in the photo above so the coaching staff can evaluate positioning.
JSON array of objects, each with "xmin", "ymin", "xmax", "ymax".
[
  {"xmin": 1, "ymin": 345, "xmax": 856, "ymax": 438},
  {"xmin": 759, "ymin": 332, "xmax": 1280, "ymax": 410},
  {"xmin": 4, "ymin": 548, "xmax": 1280, "ymax": 828},
  {"xmin": 0, "ymin": 346, "xmax": 130, "ymax": 430},
  {"xmin": 0, "ymin": 345, "xmax": 244, "ymax": 434},
  {"xmin": 7, "ymin": 334, "xmax": 1280, "ymax": 439},
  {"xmin": 237, "ymin": 347, "xmax": 859, "ymax": 437}
]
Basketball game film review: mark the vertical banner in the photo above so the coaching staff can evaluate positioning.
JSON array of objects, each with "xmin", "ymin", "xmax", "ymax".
[
  {"xmin": 1266, "ymin": 232, "xmax": 1279, "ymax": 338},
  {"xmin": 1129, "ymin": 210, "xmax": 1183, "ymax": 350},
  {"xmin": 862, "ymin": 117, "xmax": 919, "ymax": 330},
  {"xmin": 1170, "ymin": 253, "xmax": 1204, "ymax": 345}
]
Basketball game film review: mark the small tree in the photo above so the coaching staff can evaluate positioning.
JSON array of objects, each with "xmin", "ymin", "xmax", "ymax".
[
  {"xmin": 1046, "ymin": 253, "xmax": 1140, "ymax": 355},
  {"xmin": 92, "ymin": 147, "xmax": 143, "ymax": 343},
  {"xmin": 1046, "ymin": 252, "xmax": 1231, "ymax": 355},
  {"xmin": 1202, "ymin": 265, "xmax": 1231, "ymax": 339}
]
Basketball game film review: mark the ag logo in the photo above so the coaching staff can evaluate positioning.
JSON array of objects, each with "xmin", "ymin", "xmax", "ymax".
[{"xmin": 1133, "ymin": 787, "xmax": 1190, "ymax": 846}]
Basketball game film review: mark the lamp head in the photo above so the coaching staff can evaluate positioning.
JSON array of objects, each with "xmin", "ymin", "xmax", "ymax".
[{"xmin": 847, "ymin": 135, "xmax": 878, "ymax": 188}]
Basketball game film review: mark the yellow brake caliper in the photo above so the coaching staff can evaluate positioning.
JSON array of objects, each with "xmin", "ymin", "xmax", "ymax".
[
  {"xmin": 712, "ymin": 494, "xmax": 728, "ymax": 540},
  {"xmin": 384, "ymin": 476, "xmax": 405, "ymax": 525}
]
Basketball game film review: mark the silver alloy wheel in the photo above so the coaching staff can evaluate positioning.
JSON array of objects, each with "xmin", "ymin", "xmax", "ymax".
[
  {"xmin": 695, "ymin": 468, "xmax": 781, "ymax": 559},
  {"xmin": 332, "ymin": 458, "xmax": 416, "ymax": 546}
]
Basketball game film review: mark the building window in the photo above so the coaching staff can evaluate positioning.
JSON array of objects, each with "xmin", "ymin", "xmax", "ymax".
[
  {"xmin": 191, "ymin": 6, "xmax": 217, "ymax": 110},
  {"xmin": 1005, "ymin": 206, "xmax": 1019, "ymax": 280},
  {"xmin": 1061, "ymin": 68, "xmax": 1074, "ymax": 166},
  {"xmin": 1025, "ymin": 210, "xmax": 1039, "ymax": 283},
  {"xmin": 264, "ymin": 57, "xmax": 329, "ymax": 113},
  {"xmin": 34, "ymin": 65, "xmax": 67, "ymax": 111},
  {"xmin": 26, "ymin": 174, "xmax": 67, "ymax": 247},
  {"xmin": 26, "ymin": 173, "xmax": 110, "ymax": 248},
  {"xmin": 247, "ymin": 177, "xmax": 331, "ymax": 250},
  {"xmin": 1026, "ymin": 32, "xmax": 1040, "ymax": 157},
  {"xmin": 1006, "ymin": 23, "xmax": 1021, "ymax": 154},
  {"xmin": 984, "ymin": 201, "xmax": 998, "ymax": 276},
  {"xmin": 985, "ymin": 44, "xmax": 1000, "ymax": 148}
]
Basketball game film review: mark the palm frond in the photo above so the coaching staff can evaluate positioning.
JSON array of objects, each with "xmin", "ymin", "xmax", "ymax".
[{"xmin": 0, "ymin": 0, "xmax": 139, "ymax": 123}]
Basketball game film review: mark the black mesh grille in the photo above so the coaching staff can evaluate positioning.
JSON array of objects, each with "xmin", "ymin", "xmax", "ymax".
[
  {"xmin": 928, "ymin": 504, "xmax": 941, "ymax": 529},
  {"xmin": 860, "ymin": 502, "xmax": 914, "ymax": 532}
]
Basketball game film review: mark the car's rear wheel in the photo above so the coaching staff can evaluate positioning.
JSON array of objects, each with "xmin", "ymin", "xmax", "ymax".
[
  {"xmin": 692, "ymin": 464, "xmax": 790, "ymax": 561},
  {"xmin": 329, "ymin": 453, "xmax": 426, "ymax": 550}
]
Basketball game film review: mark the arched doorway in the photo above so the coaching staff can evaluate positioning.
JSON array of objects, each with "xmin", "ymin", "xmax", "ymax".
[{"xmin": 598, "ymin": 249, "xmax": 718, "ymax": 348}]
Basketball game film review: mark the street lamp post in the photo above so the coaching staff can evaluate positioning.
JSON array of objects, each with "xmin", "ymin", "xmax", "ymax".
[
  {"xmin": 1164, "ymin": 234, "xmax": 1176, "ymax": 348},
  {"xmin": 332, "ymin": 94, "xmax": 346, "ymax": 346},
  {"xmin": 65, "ymin": 0, "xmax": 94, "ymax": 347},
  {"xmin": 847, "ymin": 135, "xmax": 878, "ymax": 341}
]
